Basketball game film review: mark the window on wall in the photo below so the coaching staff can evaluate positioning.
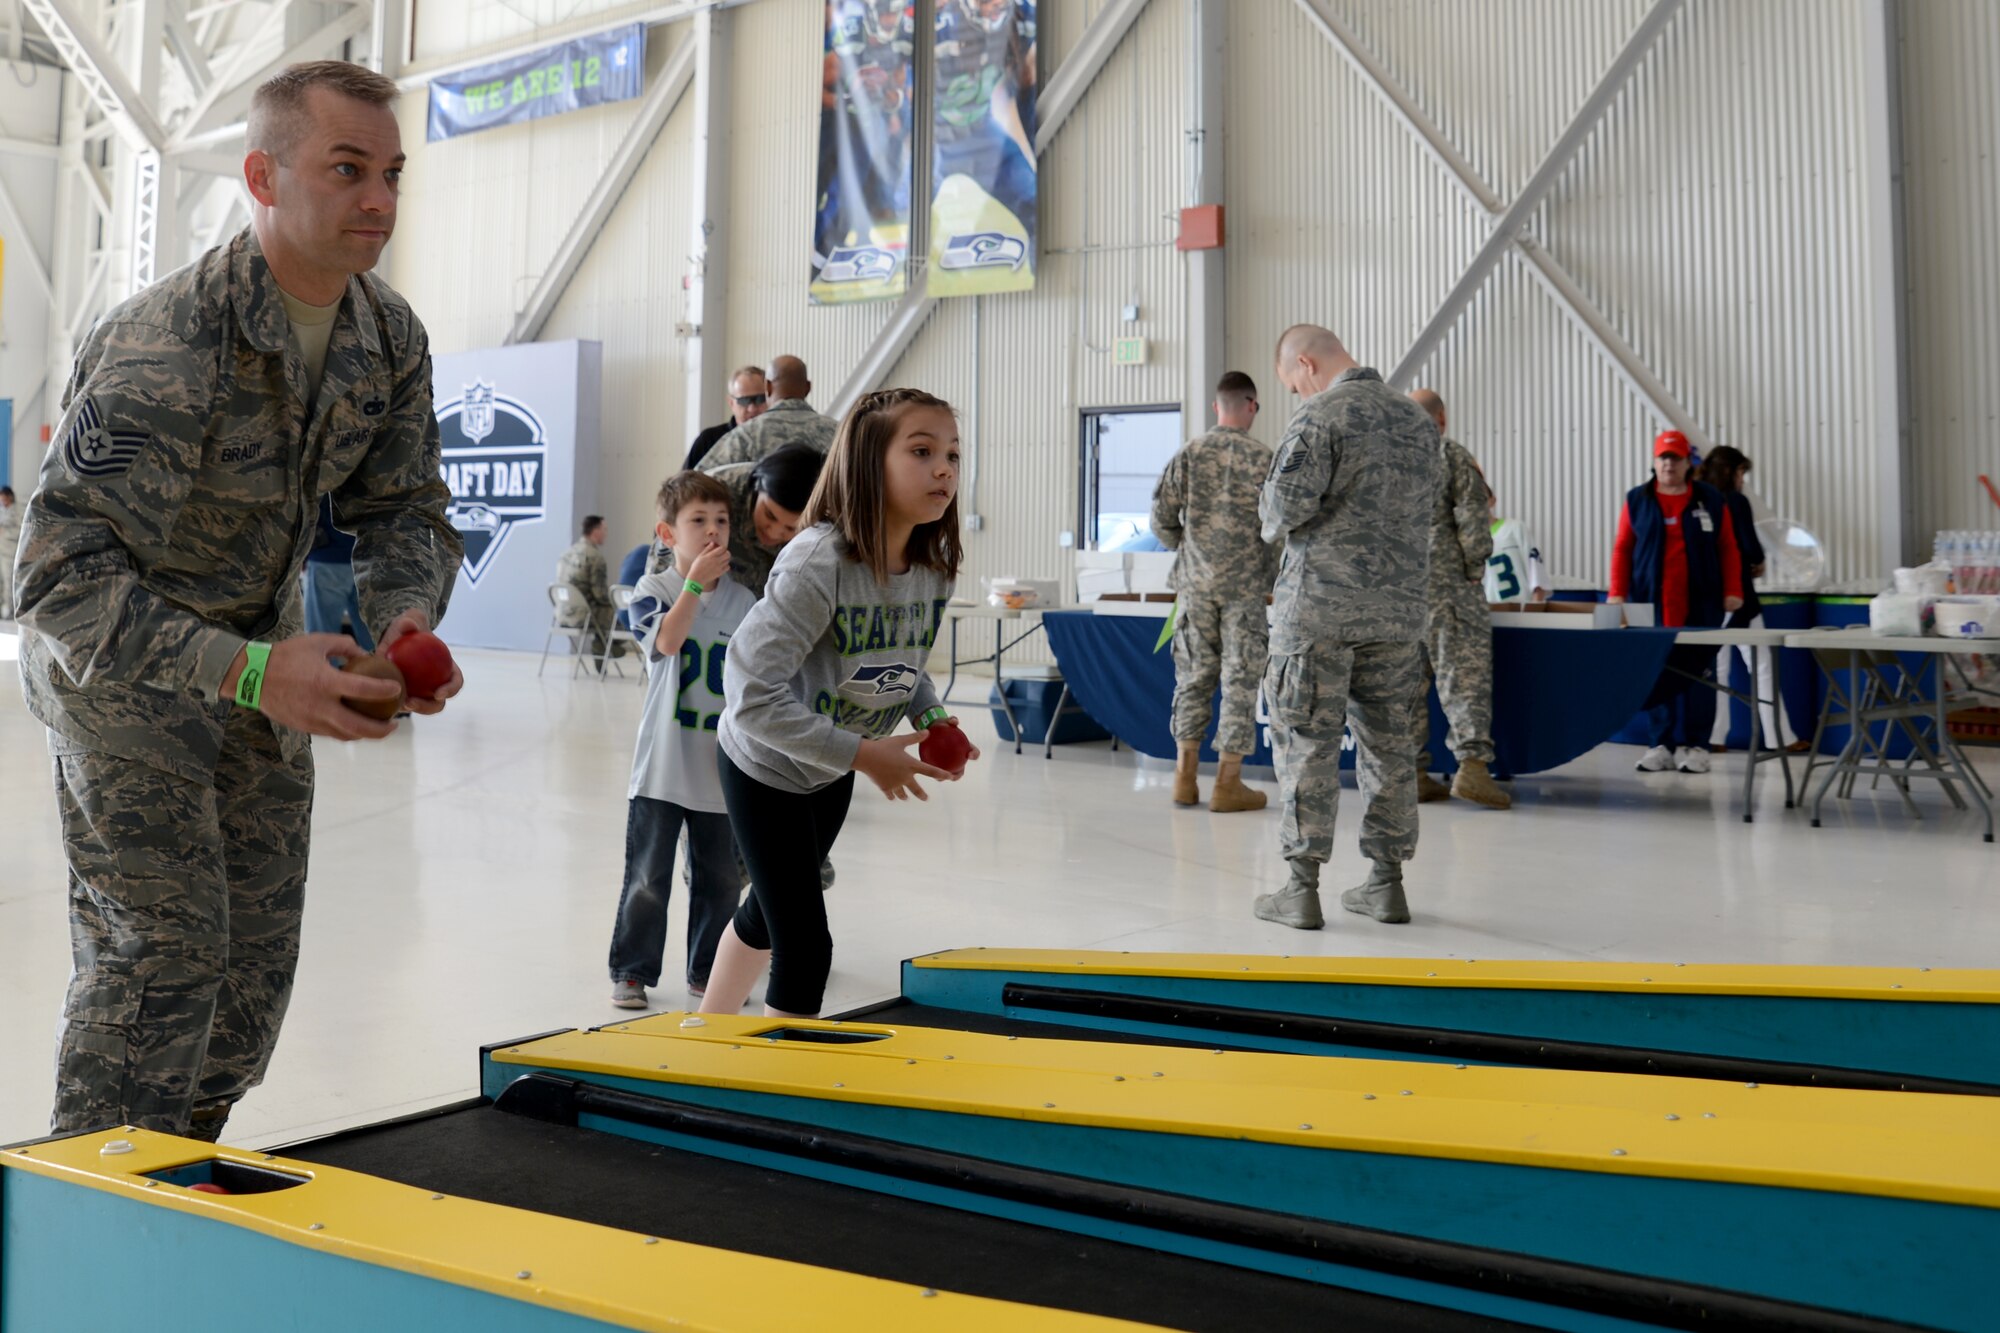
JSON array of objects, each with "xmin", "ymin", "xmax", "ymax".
[{"xmin": 1080, "ymin": 407, "xmax": 1184, "ymax": 551}]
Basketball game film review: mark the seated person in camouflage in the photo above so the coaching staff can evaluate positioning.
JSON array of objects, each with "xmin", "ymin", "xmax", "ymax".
[
  {"xmin": 557, "ymin": 514, "xmax": 627, "ymax": 666},
  {"xmin": 695, "ymin": 356, "xmax": 839, "ymax": 473},
  {"xmin": 13, "ymin": 61, "xmax": 463, "ymax": 1141}
]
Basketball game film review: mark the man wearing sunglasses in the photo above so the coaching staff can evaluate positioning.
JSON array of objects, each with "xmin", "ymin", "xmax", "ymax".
[
  {"xmin": 695, "ymin": 356, "xmax": 839, "ymax": 473},
  {"xmin": 685, "ymin": 366, "xmax": 771, "ymax": 470}
]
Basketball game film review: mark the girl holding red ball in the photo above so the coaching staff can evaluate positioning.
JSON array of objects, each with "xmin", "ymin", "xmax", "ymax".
[{"xmin": 701, "ymin": 388, "xmax": 976, "ymax": 1018}]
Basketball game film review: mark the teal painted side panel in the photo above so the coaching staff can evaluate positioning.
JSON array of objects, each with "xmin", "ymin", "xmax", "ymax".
[
  {"xmin": 899, "ymin": 963, "xmax": 2000, "ymax": 1086},
  {"xmin": 488, "ymin": 1058, "xmax": 1999, "ymax": 1333},
  {"xmin": 0, "ymin": 1168, "xmax": 618, "ymax": 1333}
]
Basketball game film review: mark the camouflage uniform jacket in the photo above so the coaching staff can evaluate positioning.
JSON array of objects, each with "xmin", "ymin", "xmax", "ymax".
[
  {"xmin": 1260, "ymin": 367, "xmax": 1443, "ymax": 651},
  {"xmin": 14, "ymin": 227, "xmax": 461, "ymax": 783},
  {"xmin": 557, "ymin": 538, "xmax": 612, "ymax": 619},
  {"xmin": 1429, "ymin": 437, "xmax": 1493, "ymax": 597},
  {"xmin": 1150, "ymin": 426, "xmax": 1279, "ymax": 597},
  {"xmin": 696, "ymin": 398, "xmax": 838, "ymax": 473}
]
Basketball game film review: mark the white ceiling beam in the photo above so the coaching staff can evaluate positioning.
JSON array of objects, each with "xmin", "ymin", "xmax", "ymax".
[
  {"xmin": 394, "ymin": 0, "xmax": 761, "ymax": 92},
  {"xmin": 19, "ymin": 0, "xmax": 170, "ymax": 152},
  {"xmin": 1389, "ymin": 0, "xmax": 1682, "ymax": 387},
  {"xmin": 164, "ymin": 7, "xmax": 216, "ymax": 91},
  {"xmin": 173, "ymin": 1, "xmax": 373, "ymax": 147},
  {"xmin": 505, "ymin": 31, "xmax": 697, "ymax": 345},
  {"xmin": 0, "ymin": 167, "xmax": 55, "ymax": 302},
  {"xmin": 832, "ymin": 0, "xmax": 1156, "ymax": 417},
  {"xmin": 0, "ymin": 135, "xmax": 60, "ymax": 159}
]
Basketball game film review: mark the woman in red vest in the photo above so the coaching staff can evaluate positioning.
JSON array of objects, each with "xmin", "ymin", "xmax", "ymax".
[{"xmin": 1607, "ymin": 431, "xmax": 1743, "ymax": 774}]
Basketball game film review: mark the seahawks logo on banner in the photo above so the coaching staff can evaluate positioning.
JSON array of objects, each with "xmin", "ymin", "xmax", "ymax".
[
  {"xmin": 62, "ymin": 399, "xmax": 150, "ymax": 479},
  {"xmin": 436, "ymin": 379, "xmax": 547, "ymax": 584}
]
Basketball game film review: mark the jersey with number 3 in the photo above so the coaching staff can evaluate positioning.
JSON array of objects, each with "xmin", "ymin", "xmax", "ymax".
[
  {"xmin": 627, "ymin": 571, "xmax": 757, "ymax": 810},
  {"xmin": 1484, "ymin": 518, "xmax": 1544, "ymax": 604}
]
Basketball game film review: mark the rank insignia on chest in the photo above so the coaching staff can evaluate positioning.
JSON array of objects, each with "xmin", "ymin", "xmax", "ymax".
[{"xmin": 62, "ymin": 399, "xmax": 151, "ymax": 479}]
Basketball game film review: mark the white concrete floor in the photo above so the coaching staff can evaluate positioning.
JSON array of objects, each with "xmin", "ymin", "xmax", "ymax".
[{"xmin": 3, "ymin": 629, "xmax": 1996, "ymax": 1149}]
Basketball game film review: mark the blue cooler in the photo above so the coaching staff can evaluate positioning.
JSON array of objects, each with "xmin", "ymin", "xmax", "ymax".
[{"xmin": 990, "ymin": 677, "xmax": 1110, "ymax": 745}]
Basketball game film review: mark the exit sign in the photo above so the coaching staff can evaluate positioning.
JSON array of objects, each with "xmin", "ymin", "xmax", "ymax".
[{"xmin": 1113, "ymin": 337, "xmax": 1149, "ymax": 366}]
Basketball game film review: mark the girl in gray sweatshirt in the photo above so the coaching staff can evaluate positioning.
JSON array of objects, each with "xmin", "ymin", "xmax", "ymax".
[{"xmin": 703, "ymin": 388, "xmax": 977, "ymax": 1017}]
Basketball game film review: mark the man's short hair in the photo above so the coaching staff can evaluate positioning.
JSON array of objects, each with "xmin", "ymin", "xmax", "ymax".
[
  {"xmin": 247, "ymin": 61, "xmax": 398, "ymax": 162},
  {"xmin": 1216, "ymin": 371, "xmax": 1257, "ymax": 406},
  {"xmin": 582, "ymin": 515, "xmax": 605, "ymax": 537},
  {"xmin": 656, "ymin": 470, "xmax": 732, "ymax": 524},
  {"xmin": 729, "ymin": 365, "xmax": 766, "ymax": 386},
  {"xmin": 0, "ymin": 486, "xmax": 14, "ymax": 500}
]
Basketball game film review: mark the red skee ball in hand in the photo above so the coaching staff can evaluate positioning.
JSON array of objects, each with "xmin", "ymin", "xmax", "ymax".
[
  {"xmin": 385, "ymin": 629, "xmax": 455, "ymax": 700},
  {"xmin": 919, "ymin": 722, "xmax": 974, "ymax": 778}
]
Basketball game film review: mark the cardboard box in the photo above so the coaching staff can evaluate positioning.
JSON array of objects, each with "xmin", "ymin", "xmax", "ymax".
[
  {"xmin": 1074, "ymin": 551, "xmax": 1130, "ymax": 602},
  {"xmin": 1127, "ymin": 552, "xmax": 1177, "ymax": 595}
]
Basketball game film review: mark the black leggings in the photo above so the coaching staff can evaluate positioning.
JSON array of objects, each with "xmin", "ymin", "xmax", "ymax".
[{"xmin": 718, "ymin": 751, "xmax": 855, "ymax": 1015}]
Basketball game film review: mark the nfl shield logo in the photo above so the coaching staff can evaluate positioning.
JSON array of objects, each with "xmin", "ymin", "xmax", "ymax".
[{"xmin": 462, "ymin": 380, "xmax": 496, "ymax": 444}]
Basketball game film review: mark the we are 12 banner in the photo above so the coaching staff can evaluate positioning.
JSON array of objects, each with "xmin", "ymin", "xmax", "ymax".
[
  {"xmin": 428, "ymin": 24, "xmax": 644, "ymax": 143},
  {"xmin": 929, "ymin": 0, "xmax": 1038, "ymax": 297},
  {"xmin": 810, "ymin": 2, "xmax": 916, "ymax": 305}
]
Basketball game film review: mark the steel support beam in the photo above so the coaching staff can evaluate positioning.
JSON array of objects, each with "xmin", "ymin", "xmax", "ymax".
[
  {"xmin": 394, "ymin": 0, "xmax": 761, "ymax": 93},
  {"xmin": 832, "ymin": 0, "xmax": 1155, "ymax": 416},
  {"xmin": 0, "ymin": 168, "xmax": 55, "ymax": 302},
  {"xmin": 1860, "ymin": 0, "xmax": 1911, "ymax": 566},
  {"xmin": 1389, "ymin": 0, "xmax": 1682, "ymax": 387},
  {"xmin": 1182, "ymin": 0, "xmax": 1224, "ymax": 436},
  {"xmin": 505, "ymin": 32, "xmax": 697, "ymax": 346},
  {"xmin": 19, "ymin": 0, "xmax": 169, "ymax": 152},
  {"xmin": 164, "ymin": 7, "xmax": 215, "ymax": 91},
  {"xmin": 1292, "ymin": 0, "xmax": 1706, "ymax": 444},
  {"xmin": 174, "ymin": 2, "xmax": 373, "ymax": 147},
  {"xmin": 680, "ymin": 6, "xmax": 730, "ymax": 448}
]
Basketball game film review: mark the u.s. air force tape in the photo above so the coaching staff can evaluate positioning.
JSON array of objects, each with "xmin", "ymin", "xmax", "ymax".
[{"xmin": 62, "ymin": 399, "xmax": 151, "ymax": 479}]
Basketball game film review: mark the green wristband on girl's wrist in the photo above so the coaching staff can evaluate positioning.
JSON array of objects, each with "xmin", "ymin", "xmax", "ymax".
[
  {"xmin": 233, "ymin": 641, "xmax": 272, "ymax": 711},
  {"xmin": 917, "ymin": 706, "xmax": 950, "ymax": 730}
]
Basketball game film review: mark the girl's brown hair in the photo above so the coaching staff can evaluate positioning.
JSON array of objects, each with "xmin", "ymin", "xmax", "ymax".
[
  {"xmin": 1696, "ymin": 444, "xmax": 1752, "ymax": 493},
  {"xmin": 804, "ymin": 388, "xmax": 964, "ymax": 584}
]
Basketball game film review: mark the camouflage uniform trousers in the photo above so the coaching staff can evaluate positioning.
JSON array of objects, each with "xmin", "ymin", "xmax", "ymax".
[
  {"xmin": 1170, "ymin": 593, "xmax": 1269, "ymax": 756},
  {"xmin": 51, "ymin": 705, "xmax": 313, "ymax": 1138},
  {"xmin": 1414, "ymin": 583, "xmax": 1496, "ymax": 770},
  {"xmin": 1266, "ymin": 641, "xmax": 1423, "ymax": 867}
]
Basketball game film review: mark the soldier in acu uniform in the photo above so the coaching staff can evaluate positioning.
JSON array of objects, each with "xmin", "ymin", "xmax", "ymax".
[
  {"xmin": 13, "ymin": 62, "xmax": 463, "ymax": 1140},
  {"xmin": 696, "ymin": 357, "xmax": 839, "ymax": 473},
  {"xmin": 1150, "ymin": 371, "xmax": 1278, "ymax": 813},
  {"xmin": 1406, "ymin": 389, "xmax": 1510, "ymax": 810},
  {"xmin": 1255, "ymin": 326, "xmax": 1441, "ymax": 930},
  {"xmin": 557, "ymin": 515, "xmax": 625, "ymax": 667}
]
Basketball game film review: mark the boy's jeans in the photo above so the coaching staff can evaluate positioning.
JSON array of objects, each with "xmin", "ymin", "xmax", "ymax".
[{"xmin": 608, "ymin": 797, "xmax": 740, "ymax": 988}]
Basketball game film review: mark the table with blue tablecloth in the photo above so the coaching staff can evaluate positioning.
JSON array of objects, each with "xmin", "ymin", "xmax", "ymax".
[{"xmin": 1039, "ymin": 610, "xmax": 1684, "ymax": 777}]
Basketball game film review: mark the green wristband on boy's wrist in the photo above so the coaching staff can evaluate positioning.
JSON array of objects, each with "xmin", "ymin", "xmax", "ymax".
[
  {"xmin": 683, "ymin": 577, "xmax": 705, "ymax": 596},
  {"xmin": 233, "ymin": 641, "xmax": 272, "ymax": 711},
  {"xmin": 917, "ymin": 706, "xmax": 949, "ymax": 730}
]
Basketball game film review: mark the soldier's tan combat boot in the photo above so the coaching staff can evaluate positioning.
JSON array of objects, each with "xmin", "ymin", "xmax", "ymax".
[
  {"xmin": 1417, "ymin": 773, "xmax": 1452, "ymax": 803},
  {"xmin": 1172, "ymin": 744, "xmax": 1201, "ymax": 807},
  {"xmin": 1341, "ymin": 862, "xmax": 1411, "ymax": 924},
  {"xmin": 1450, "ymin": 759, "xmax": 1512, "ymax": 810},
  {"xmin": 1254, "ymin": 863, "xmax": 1325, "ymax": 930},
  {"xmin": 1209, "ymin": 754, "xmax": 1268, "ymax": 813}
]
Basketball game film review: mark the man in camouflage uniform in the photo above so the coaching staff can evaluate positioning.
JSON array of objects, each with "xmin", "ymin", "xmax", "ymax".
[
  {"xmin": 0, "ymin": 485, "xmax": 21, "ymax": 617},
  {"xmin": 557, "ymin": 514, "xmax": 625, "ymax": 667},
  {"xmin": 696, "ymin": 356, "xmax": 839, "ymax": 473},
  {"xmin": 1255, "ymin": 326, "xmax": 1441, "ymax": 930},
  {"xmin": 13, "ymin": 62, "xmax": 463, "ymax": 1140},
  {"xmin": 1408, "ymin": 389, "xmax": 1509, "ymax": 810},
  {"xmin": 1150, "ymin": 371, "xmax": 1278, "ymax": 813}
]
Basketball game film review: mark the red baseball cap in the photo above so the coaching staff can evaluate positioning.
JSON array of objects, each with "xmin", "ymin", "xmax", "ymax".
[{"xmin": 1653, "ymin": 430, "xmax": 1690, "ymax": 458}]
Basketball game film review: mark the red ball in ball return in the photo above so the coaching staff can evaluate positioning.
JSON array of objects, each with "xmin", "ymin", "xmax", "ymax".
[
  {"xmin": 919, "ymin": 722, "xmax": 973, "ymax": 777},
  {"xmin": 188, "ymin": 1182, "xmax": 231, "ymax": 1194},
  {"xmin": 385, "ymin": 629, "xmax": 455, "ymax": 700}
]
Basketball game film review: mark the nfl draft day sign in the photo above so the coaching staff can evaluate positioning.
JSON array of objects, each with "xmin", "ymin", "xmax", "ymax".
[{"xmin": 433, "ymin": 340, "xmax": 603, "ymax": 651}]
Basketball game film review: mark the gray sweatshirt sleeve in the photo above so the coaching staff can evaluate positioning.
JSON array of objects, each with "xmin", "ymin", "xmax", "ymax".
[
  {"xmin": 722, "ymin": 540, "xmax": 865, "ymax": 779},
  {"xmin": 908, "ymin": 672, "xmax": 942, "ymax": 727}
]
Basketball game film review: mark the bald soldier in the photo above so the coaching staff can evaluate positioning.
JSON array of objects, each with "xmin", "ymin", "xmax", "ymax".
[
  {"xmin": 694, "ymin": 356, "xmax": 839, "ymax": 473},
  {"xmin": 1407, "ymin": 389, "xmax": 1509, "ymax": 810},
  {"xmin": 1151, "ymin": 370, "xmax": 1278, "ymax": 812},
  {"xmin": 1255, "ymin": 326, "xmax": 1441, "ymax": 930},
  {"xmin": 13, "ymin": 61, "xmax": 463, "ymax": 1140}
]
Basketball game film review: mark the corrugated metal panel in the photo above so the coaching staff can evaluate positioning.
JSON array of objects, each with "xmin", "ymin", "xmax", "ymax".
[
  {"xmin": 1901, "ymin": 0, "xmax": 2000, "ymax": 547},
  {"xmin": 413, "ymin": 0, "xmax": 644, "ymax": 65},
  {"xmin": 1229, "ymin": 0, "xmax": 1888, "ymax": 586}
]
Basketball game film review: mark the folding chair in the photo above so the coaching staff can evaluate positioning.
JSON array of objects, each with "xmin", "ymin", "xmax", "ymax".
[
  {"xmin": 611, "ymin": 584, "xmax": 646, "ymax": 683},
  {"xmin": 540, "ymin": 584, "xmax": 623, "ymax": 679}
]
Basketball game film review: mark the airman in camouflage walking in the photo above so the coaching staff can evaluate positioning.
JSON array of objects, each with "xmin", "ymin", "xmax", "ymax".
[
  {"xmin": 1255, "ymin": 326, "xmax": 1442, "ymax": 930},
  {"xmin": 1150, "ymin": 371, "xmax": 1278, "ymax": 813},
  {"xmin": 695, "ymin": 356, "xmax": 839, "ymax": 472},
  {"xmin": 558, "ymin": 515, "xmax": 626, "ymax": 667},
  {"xmin": 13, "ymin": 62, "xmax": 462, "ymax": 1140},
  {"xmin": 1408, "ymin": 389, "xmax": 1510, "ymax": 810}
]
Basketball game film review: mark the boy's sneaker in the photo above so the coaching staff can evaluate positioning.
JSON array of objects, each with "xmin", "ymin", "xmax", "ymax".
[
  {"xmin": 610, "ymin": 980, "xmax": 647, "ymax": 1010},
  {"xmin": 687, "ymin": 981, "xmax": 706, "ymax": 999},
  {"xmin": 1676, "ymin": 747, "xmax": 1713, "ymax": 775},
  {"xmin": 1635, "ymin": 746, "xmax": 1674, "ymax": 772}
]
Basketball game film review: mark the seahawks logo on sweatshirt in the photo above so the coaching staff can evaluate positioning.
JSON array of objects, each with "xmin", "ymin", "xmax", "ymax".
[{"xmin": 843, "ymin": 662, "xmax": 919, "ymax": 698}]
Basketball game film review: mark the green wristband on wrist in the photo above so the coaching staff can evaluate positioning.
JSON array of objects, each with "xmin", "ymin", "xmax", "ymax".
[
  {"xmin": 917, "ymin": 706, "xmax": 949, "ymax": 730},
  {"xmin": 684, "ymin": 577, "xmax": 705, "ymax": 596},
  {"xmin": 234, "ymin": 641, "xmax": 272, "ymax": 712}
]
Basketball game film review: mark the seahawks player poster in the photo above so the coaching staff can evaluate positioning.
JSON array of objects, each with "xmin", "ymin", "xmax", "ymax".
[
  {"xmin": 811, "ymin": 1, "xmax": 916, "ymax": 305},
  {"xmin": 929, "ymin": 0, "xmax": 1037, "ymax": 297}
]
